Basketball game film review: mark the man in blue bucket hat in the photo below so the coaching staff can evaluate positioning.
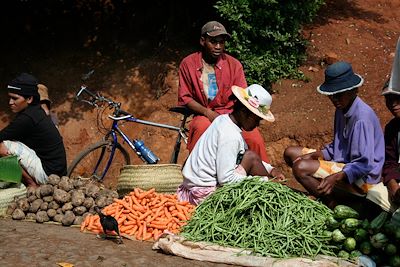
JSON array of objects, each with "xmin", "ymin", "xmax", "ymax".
[{"xmin": 284, "ymin": 61, "xmax": 385, "ymax": 208}]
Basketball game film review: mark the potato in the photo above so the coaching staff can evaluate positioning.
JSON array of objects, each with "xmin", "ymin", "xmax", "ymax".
[
  {"xmin": 25, "ymin": 213, "xmax": 36, "ymax": 221},
  {"xmin": 47, "ymin": 174, "xmax": 61, "ymax": 185},
  {"xmin": 98, "ymin": 188, "xmax": 119, "ymax": 199},
  {"xmin": 62, "ymin": 210, "xmax": 75, "ymax": 226},
  {"xmin": 56, "ymin": 208, "xmax": 63, "ymax": 214},
  {"xmin": 48, "ymin": 201, "xmax": 60, "ymax": 210},
  {"xmin": 43, "ymin": 196, "xmax": 53, "ymax": 203},
  {"xmin": 36, "ymin": 211, "xmax": 49, "ymax": 223},
  {"xmin": 73, "ymin": 206, "xmax": 87, "ymax": 216},
  {"xmin": 82, "ymin": 197, "xmax": 95, "ymax": 209},
  {"xmin": 58, "ymin": 176, "xmax": 74, "ymax": 192},
  {"xmin": 35, "ymin": 187, "xmax": 41, "ymax": 198},
  {"xmin": 61, "ymin": 202, "xmax": 73, "ymax": 212},
  {"xmin": 40, "ymin": 202, "xmax": 48, "ymax": 211},
  {"xmin": 6, "ymin": 202, "xmax": 17, "ymax": 216},
  {"xmin": 85, "ymin": 184, "xmax": 100, "ymax": 198},
  {"xmin": 27, "ymin": 195, "xmax": 37, "ymax": 203},
  {"xmin": 53, "ymin": 189, "xmax": 71, "ymax": 203},
  {"xmin": 73, "ymin": 179, "xmax": 85, "ymax": 189},
  {"xmin": 95, "ymin": 195, "xmax": 108, "ymax": 208},
  {"xmin": 26, "ymin": 186, "xmax": 37, "ymax": 198},
  {"xmin": 53, "ymin": 214, "xmax": 64, "ymax": 223},
  {"xmin": 39, "ymin": 184, "xmax": 54, "ymax": 197},
  {"xmin": 73, "ymin": 216, "xmax": 83, "ymax": 225},
  {"xmin": 16, "ymin": 198, "xmax": 30, "ymax": 212},
  {"xmin": 47, "ymin": 209, "xmax": 57, "ymax": 218},
  {"xmin": 29, "ymin": 199, "xmax": 43, "ymax": 213},
  {"xmin": 12, "ymin": 209, "xmax": 25, "ymax": 220},
  {"xmin": 71, "ymin": 190, "xmax": 85, "ymax": 207}
]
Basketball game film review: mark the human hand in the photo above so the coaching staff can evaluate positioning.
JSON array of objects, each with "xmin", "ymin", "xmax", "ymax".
[
  {"xmin": 270, "ymin": 168, "xmax": 286, "ymax": 181},
  {"xmin": 317, "ymin": 172, "xmax": 345, "ymax": 195},
  {"xmin": 205, "ymin": 109, "xmax": 219, "ymax": 122},
  {"xmin": 392, "ymin": 188, "xmax": 400, "ymax": 204}
]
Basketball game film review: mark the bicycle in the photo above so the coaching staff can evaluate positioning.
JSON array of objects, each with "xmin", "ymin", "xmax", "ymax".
[{"xmin": 67, "ymin": 82, "xmax": 193, "ymax": 183}]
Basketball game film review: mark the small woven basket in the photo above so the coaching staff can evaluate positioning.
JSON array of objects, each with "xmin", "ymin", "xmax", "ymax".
[{"xmin": 117, "ymin": 164, "xmax": 183, "ymax": 196}]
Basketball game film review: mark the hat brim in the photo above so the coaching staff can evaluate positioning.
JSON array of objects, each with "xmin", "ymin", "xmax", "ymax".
[
  {"xmin": 382, "ymin": 87, "xmax": 400, "ymax": 96},
  {"xmin": 317, "ymin": 74, "xmax": 364, "ymax": 95},
  {"xmin": 232, "ymin": 86, "xmax": 275, "ymax": 122},
  {"xmin": 206, "ymin": 31, "xmax": 231, "ymax": 38}
]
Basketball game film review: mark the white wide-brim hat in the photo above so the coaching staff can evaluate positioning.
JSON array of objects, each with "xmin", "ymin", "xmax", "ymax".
[{"xmin": 232, "ymin": 84, "xmax": 275, "ymax": 122}]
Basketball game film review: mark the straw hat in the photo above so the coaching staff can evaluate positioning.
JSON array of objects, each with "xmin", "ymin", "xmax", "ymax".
[{"xmin": 231, "ymin": 84, "xmax": 275, "ymax": 122}]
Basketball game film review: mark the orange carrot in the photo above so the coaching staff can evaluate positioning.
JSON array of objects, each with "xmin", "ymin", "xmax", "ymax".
[
  {"xmin": 138, "ymin": 210, "xmax": 152, "ymax": 221},
  {"xmin": 174, "ymin": 211, "xmax": 187, "ymax": 221},
  {"xmin": 164, "ymin": 207, "xmax": 172, "ymax": 219},
  {"xmin": 138, "ymin": 188, "xmax": 156, "ymax": 199},
  {"xmin": 148, "ymin": 223, "xmax": 168, "ymax": 230}
]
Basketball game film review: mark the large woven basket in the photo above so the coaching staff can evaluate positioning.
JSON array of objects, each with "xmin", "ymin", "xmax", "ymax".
[
  {"xmin": 117, "ymin": 164, "xmax": 183, "ymax": 196},
  {"xmin": 0, "ymin": 184, "xmax": 27, "ymax": 216}
]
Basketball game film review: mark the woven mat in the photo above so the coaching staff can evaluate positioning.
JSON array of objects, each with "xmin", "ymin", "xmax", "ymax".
[{"xmin": 117, "ymin": 164, "xmax": 183, "ymax": 196}]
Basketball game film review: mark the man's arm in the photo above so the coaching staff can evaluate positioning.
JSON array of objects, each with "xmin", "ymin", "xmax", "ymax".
[
  {"xmin": 0, "ymin": 114, "xmax": 32, "ymax": 143},
  {"xmin": 342, "ymin": 120, "xmax": 377, "ymax": 184}
]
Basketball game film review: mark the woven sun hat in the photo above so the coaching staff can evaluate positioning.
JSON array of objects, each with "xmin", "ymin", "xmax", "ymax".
[
  {"xmin": 231, "ymin": 84, "xmax": 275, "ymax": 122},
  {"xmin": 0, "ymin": 155, "xmax": 22, "ymax": 184},
  {"xmin": 317, "ymin": 61, "xmax": 364, "ymax": 95},
  {"xmin": 116, "ymin": 164, "xmax": 183, "ymax": 196},
  {"xmin": 382, "ymin": 36, "xmax": 400, "ymax": 95}
]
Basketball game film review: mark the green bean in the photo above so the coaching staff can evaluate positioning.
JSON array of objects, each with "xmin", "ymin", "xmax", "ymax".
[{"xmin": 182, "ymin": 178, "xmax": 336, "ymax": 258}]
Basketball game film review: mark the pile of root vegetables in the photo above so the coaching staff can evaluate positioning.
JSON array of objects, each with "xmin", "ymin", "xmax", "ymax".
[
  {"xmin": 80, "ymin": 188, "xmax": 195, "ymax": 241},
  {"xmin": 7, "ymin": 175, "xmax": 118, "ymax": 226},
  {"xmin": 181, "ymin": 178, "xmax": 337, "ymax": 258}
]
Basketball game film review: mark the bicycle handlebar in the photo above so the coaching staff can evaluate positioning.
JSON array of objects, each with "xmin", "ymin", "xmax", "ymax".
[{"xmin": 76, "ymin": 86, "xmax": 130, "ymax": 116}]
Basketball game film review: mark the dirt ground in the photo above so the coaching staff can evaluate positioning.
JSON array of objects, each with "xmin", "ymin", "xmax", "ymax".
[
  {"xmin": 1, "ymin": 0, "xmax": 400, "ymax": 266},
  {"xmin": 0, "ymin": 218, "xmax": 232, "ymax": 267}
]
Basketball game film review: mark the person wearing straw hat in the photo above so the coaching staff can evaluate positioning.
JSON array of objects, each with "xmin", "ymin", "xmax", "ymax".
[
  {"xmin": 177, "ymin": 84, "xmax": 285, "ymax": 205},
  {"xmin": 178, "ymin": 21, "xmax": 270, "ymax": 163},
  {"xmin": 0, "ymin": 73, "xmax": 67, "ymax": 188},
  {"xmin": 284, "ymin": 61, "xmax": 385, "ymax": 208},
  {"xmin": 382, "ymin": 36, "xmax": 400, "ymax": 206}
]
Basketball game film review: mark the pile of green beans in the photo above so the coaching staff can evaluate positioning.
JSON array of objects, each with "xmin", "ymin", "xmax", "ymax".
[{"xmin": 181, "ymin": 178, "xmax": 337, "ymax": 258}]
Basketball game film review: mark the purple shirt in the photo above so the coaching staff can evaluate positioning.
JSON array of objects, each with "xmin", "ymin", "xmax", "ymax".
[{"xmin": 322, "ymin": 97, "xmax": 384, "ymax": 184}]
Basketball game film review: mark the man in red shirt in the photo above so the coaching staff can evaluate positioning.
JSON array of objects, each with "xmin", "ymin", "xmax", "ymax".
[{"xmin": 178, "ymin": 21, "xmax": 269, "ymax": 162}]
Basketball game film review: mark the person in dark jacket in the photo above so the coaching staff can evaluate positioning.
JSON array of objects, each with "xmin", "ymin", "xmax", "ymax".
[
  {"xmin": 0, "ymin": 73, "xmax": 67, "ymax": 188},
  {"xmin": 382, "ymin": 37, "xmax": 400, "ymax": 205}
]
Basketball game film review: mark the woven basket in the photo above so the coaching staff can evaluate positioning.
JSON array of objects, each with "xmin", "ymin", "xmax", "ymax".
[
  {"xmin": 0, "ymin": 184, "xmax": 27, "ymax": 216},
  {"xmin": 117, "ymin": 164, "xmax": 183, "ymax": 196},
  {"xmin": 0, "ymin": 155, "xmax": 22, "ymax": 184}
]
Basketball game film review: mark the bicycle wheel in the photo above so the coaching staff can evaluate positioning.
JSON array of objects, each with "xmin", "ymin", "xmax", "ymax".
[{"xmin": 67, "ymin": 140, "xmax": 130, "ymax": 186}]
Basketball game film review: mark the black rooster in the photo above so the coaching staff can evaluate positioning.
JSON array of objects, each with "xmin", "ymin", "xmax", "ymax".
[{"xmin": 94, "ymin": 206, "xmax": 123, "ymax": 244}]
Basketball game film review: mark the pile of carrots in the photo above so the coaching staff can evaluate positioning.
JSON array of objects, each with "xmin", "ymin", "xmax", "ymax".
[{"xmin": 80, "ymin": 188, "xmax": 195, "ymax": 241}]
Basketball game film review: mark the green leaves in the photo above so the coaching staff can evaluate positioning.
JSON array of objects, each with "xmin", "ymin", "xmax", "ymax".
[{"xmin": 215, "ymin": 0, "xmax": 324, "ymax": 89}]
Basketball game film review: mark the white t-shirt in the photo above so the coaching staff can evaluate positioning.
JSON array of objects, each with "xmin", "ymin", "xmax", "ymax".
[{"xmin": 182, "ymin": 114, "xmax": 247, "ymax": 188}]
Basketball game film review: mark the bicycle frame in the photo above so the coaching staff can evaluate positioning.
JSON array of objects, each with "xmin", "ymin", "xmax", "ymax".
[
  {"xmin": 92, "ymin": 114, "xmax": 184, "ymax": 180},
  {"xmin": 71, "ymin": 84, "xmax": 190, "ymax": 181}
]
